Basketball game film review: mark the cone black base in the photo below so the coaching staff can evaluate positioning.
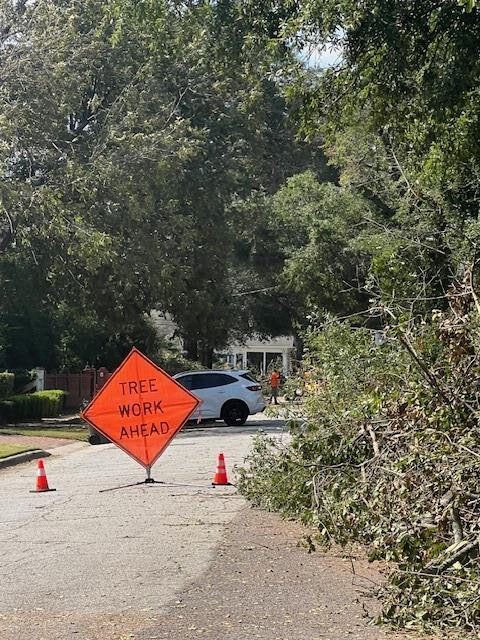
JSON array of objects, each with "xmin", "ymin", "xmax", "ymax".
[{"xmin": 30, "ymin": 488, "xmax": 57, "ymax": 493}]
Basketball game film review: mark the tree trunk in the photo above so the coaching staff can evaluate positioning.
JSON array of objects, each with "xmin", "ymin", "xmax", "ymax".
[
  {"xmin": 183, "ymin": 338, "xmax": 198, "ymax": 362},
  {"xmin": 199, "ymin": 344, "xmax": 213, "ymax": 368},
  {"xmin": 293, "ymin": 332, "xmax": 304, "ymax": 367}
]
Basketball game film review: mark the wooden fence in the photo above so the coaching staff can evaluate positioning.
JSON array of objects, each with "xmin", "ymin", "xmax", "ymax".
[{"xmin": 44, "ymin": 367, "xmax": 112, "ymax": 409}]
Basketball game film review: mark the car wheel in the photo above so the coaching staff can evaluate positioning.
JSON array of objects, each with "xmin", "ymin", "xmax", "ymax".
[{"xmin": 221, "ymin": 400, "xmax": 248, "ymax": 426}]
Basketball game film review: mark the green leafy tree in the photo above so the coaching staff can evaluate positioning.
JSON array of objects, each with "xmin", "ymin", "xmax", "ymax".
[{"xmin": 0, "ymin": 0, "xmax": 328, "ymax": 370}]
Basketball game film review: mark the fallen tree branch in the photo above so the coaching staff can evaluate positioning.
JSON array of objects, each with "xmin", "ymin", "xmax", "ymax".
[
  {"xmin": 450, "ymin": 504, "xmax": 464, "ymax": 545},
  {"xmin": 423, "ymin": 537, "xmax": 479, "ymax": 575}
]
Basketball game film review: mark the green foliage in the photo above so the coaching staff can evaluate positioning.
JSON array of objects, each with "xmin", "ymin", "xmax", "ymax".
[
  {"xmin": 234, "ymin": 0, "xmax": 480, "ymax": 328},
  {"xmin": 153, "ymin": 338, "xmax": 203, "ymax": 376},
  {"xmin": 239, "ymin": 284, "xmax": 480, "ymax": 631},
  {"xmin": 0, "ymin": 0, "xmax": 324, "ymax": 371},
  {"xmin": 0, "ymin": 373, "xmax": 14, "ymax": 400},
  {"xmin": 0, "ymin": 390, "xmax": 66, "ymax": 421},
  {"xmin": 274, "ymin": 174, "xmax": 373, "ymax": 314},
  {"xmin": 233, "ymin": 19, "xmax": 480, "ymax": 633},
  {"xmin": 232, "ymin": 171, "xmax": 373, "ymax": 341},
  {"xmin": 239, "ymin": 322, "xmax": 409, "ymax": 519}
]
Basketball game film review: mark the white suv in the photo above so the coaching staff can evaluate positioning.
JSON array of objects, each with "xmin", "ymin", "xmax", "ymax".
[{"xmin": 173, "ymin": 370, "xmax": 265, "ymax": 426}]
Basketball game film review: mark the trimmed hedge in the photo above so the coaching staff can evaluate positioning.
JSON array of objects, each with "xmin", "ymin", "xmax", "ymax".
[
  {"xmin": 0, "ymin": 372, "xmax": 14, "ymax": 400},
  {"xmin": 0, "ymin": 390, "xmax": 66, "ymax": 421}
]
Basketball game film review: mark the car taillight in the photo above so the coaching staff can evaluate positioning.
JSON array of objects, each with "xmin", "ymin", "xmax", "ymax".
[{"xmin": 246, "ymin": 385, "xmax": 262, "ymax": 391}]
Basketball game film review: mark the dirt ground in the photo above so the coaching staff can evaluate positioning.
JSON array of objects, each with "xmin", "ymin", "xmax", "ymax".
[{"xmin": 136, "ymin": 507, "xmax": 425, "ymax": 640}]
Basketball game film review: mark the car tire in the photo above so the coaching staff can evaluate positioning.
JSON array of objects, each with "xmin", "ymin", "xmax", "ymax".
[
  {"xmin": 88, "ymin": 431, "xmax": 110, "ymax": 445},
  {"xmin": 221, "ymin": 400, "xmax": 249, "ymax": 426}
]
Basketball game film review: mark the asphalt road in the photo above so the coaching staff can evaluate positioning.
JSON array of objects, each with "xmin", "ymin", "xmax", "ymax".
[{"xmin": 0, "ymin": 417, "xmax": 287, "ymax": 639}]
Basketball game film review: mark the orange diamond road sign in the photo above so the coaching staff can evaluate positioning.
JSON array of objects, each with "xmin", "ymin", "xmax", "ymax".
[{"xmin": 81, "ymin": 348, "xmax": 200, "ymax": 470}]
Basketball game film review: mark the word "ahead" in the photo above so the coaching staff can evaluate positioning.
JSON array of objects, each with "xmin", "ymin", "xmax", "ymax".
[{"xmin": 120, "ymin": 422, "xmax": 169, "ymax": 439}]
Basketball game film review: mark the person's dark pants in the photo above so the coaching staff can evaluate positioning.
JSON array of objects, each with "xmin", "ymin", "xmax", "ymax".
[{"xmin": 269, "ymin": 387, "xmax": 279, "ymax": 404}]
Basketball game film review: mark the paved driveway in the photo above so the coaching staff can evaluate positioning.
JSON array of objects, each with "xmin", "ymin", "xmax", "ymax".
[{"xmin": 0, "ymin": 417, "xmax": 287, "ymax": 639}]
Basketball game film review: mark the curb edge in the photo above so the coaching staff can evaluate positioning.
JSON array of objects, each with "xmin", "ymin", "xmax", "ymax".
[{"xmin": 0, "ymin": 449, "xmax": 51, "ymax": 470}]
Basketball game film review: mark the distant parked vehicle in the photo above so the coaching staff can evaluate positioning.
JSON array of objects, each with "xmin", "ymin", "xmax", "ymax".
[{"xmin": 173, "ymin": 370, "xmax": 265, "ymax": 426}]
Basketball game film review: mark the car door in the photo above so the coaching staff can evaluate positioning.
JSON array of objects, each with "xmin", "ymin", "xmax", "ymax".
[
  {"xmin": 190, "ymin": 373, "xmax": 220, "ymax": 418},
  {"xmin": 192, "ymin": 373, "xmax": 239, "ymax": 419},
  {"xmin": 174, "ymin": 374, "xmax": 202, "ymax": 419}
]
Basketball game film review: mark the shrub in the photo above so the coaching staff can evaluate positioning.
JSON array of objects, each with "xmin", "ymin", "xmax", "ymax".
[
  {"xmin": 156, "ymin": 350, "xmax": 203, "ymax": 375},
  {"xmin": 0, "ymin": 372, "xmax": 14, "ymax": 400},
  {"xmin": 238, "ymin": 288, "xmax": 480, "ymax": 633},
  {"xmin": 0, "ymin": 390, "xmax": 66, "ymax": 421}
]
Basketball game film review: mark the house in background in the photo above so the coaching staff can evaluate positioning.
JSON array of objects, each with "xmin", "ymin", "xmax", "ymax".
[
  {"xmin": 217, "ymin": 335, "xmax": 294, "ymax": 374},
  {"xmin": 150, "ymin": 311, "xmax": 294, "ymax": 374}
]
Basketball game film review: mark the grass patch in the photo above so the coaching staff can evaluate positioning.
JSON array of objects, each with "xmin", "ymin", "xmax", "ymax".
[
  {"xmin": 0, "ymin": 443, "xmax": 38, "ymax": 459},
  {"xmin": 0, "ymin": 426, "xmax": 89, "ymax": 441}
]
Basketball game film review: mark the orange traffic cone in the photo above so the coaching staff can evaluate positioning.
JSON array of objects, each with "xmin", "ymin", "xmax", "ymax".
[
  {"xmin": 212, "ymin": 452, "xmax": 231, "ymax": 486},
  {"xmin": 30, "ymin": 459, "xmax": 56, "ymax": 493}
]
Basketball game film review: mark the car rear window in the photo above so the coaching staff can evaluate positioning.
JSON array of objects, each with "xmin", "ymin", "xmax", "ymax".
[
  {"xmin": 240, "ymin": 373, "xmax": 257, "ymax": 383},
  {"xmin": 192, "ymin": 373, "xmax": 237, "ymax": 390}
]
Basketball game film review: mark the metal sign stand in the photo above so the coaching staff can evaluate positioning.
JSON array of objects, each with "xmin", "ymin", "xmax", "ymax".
[
  {"xmin": 99, "ymin": 466, "xmax": 205, "ymax": 493},
  {"xmin": 99, "ymin": 466, "xmax": 165, "ymax": 492}
]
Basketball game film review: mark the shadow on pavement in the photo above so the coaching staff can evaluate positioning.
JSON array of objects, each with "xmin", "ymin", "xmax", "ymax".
[{"xmin": 179, "ymin": 418, "xmax": 287, "ymax": 439}]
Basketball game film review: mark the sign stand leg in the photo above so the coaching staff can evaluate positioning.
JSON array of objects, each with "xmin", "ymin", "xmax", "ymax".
[
  {"xmin": 144, "ymin": 466, "xmax": 165, "ymax": 485},
  {"xmin": 99, "ymin": 466, "xmax": 206, "ymax": 492},
  {"xmin": 99, "ymin": 467, "xmax": 208, "ymax": 492},
  {"xmin": 99, "ymin": 466, "xmax": 167, "ymax": 492}
]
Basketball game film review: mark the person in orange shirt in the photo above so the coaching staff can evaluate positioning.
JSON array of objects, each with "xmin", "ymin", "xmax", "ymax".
[{"xmin": 269, "ymin": 369, "xmax": 281, "ymax": 405}]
